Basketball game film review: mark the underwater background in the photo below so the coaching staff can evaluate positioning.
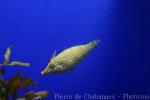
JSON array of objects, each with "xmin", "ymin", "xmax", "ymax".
[{"xmin": 0, "ymin": 0, "xmax": 150, "ymax": 100}]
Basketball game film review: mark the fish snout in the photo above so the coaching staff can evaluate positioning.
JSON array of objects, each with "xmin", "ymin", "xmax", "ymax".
[{"xmin": 41, "ymin": 70, "xmax": 48, "ymax": 75}]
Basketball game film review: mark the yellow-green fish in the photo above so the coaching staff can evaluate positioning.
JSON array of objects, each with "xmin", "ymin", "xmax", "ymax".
[{"xmin": 41, "ymin": 39, "xmax": 100, "ymax": 75}]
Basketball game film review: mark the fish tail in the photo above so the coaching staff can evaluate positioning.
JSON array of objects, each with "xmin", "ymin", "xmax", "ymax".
[{"xmin": 90, "ymin": 39, "xmax": 100, "ymax": 47}]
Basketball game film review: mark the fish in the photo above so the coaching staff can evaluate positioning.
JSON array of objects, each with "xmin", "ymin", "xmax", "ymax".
[{"xmin": 41, "ymin": 39, "xmax": 100, "ymax": 75}]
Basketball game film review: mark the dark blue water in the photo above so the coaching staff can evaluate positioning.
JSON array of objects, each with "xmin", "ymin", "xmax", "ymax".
[{"xmin": 0, "ymin": 0, "xmax": 150, "ymax": 100}]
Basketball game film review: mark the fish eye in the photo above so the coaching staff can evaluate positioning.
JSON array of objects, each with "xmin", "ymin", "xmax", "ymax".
[{"xmin": 50, "ymin": 64, "xmax": 55, "ymax": 69}]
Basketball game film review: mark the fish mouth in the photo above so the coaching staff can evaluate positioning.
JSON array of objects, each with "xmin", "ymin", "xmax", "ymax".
[
  {"xmin": 41, "ymin": 71, "xmax": 46, "ymax": 75},
  {"xmin": 41, "ymin": 69, "xmax": 57, "ymax": 75}
]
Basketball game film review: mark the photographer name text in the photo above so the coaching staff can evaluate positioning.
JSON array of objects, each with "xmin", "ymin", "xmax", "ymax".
[{"xmin": 53, "ymin": 93, "xmax": 150, "ymax": 100}]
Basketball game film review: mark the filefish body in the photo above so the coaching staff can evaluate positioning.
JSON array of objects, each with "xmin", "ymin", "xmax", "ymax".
[{"xmin": 41, "ymin": 40, "xmax": 100, "ymax": 75}]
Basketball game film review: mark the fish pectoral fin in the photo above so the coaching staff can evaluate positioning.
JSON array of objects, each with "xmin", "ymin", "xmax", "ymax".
[
  {"xmin": 63, "ymin": 65, "xmax": 74, "ymax": 71},
  {"xmin": 63, "ymin": 67, "xmax": 74, "ymax": 72}
]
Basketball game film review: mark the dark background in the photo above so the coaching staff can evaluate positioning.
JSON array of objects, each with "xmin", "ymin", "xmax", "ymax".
[{"xmin": 0, "ymin": 0, "xmax": 150, "ymax": 99}]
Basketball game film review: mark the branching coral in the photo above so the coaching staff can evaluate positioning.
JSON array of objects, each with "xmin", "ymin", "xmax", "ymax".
[
  {"xmin": 0, "ymin": 46, "xmax": 48, "ymax": 100},
  {"xmin": 0, "ymin": 69, "xmax": 48, "ymax": 100}
]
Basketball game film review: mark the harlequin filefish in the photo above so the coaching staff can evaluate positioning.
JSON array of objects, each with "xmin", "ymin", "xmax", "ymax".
[{"xmin": 41, "ymin": 39, "xmax": 100, "ymax": 75}]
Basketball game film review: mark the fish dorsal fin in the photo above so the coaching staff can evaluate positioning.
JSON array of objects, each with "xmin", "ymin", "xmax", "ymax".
[
  {"xmin": 47, "ymin": 50, "xmax": 56, "ymax": 67},
  {"xmin": 51, "ymin": 50, "xmax": 56, "ymax": 60}
]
